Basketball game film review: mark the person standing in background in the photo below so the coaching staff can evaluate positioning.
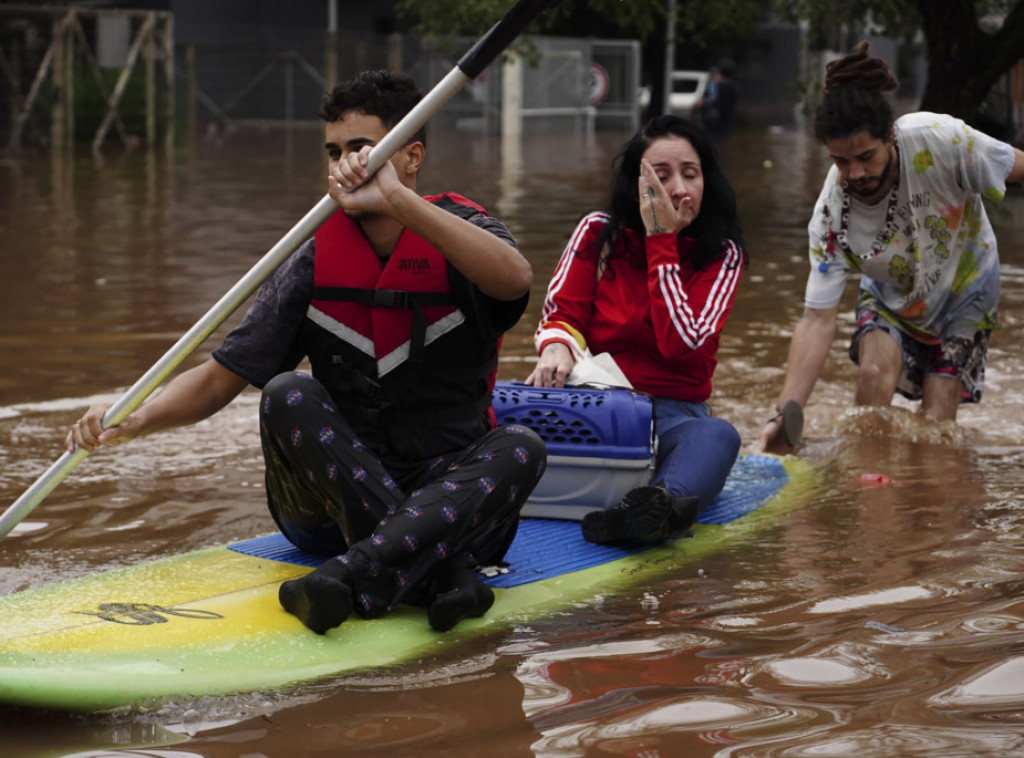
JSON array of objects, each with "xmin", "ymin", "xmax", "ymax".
[{"xmin": 695, "ymin": 58, "xmax": 739, "ymax": 139}]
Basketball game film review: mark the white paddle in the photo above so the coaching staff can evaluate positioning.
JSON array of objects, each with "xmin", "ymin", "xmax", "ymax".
[{"xmin": 0, "ymin": 0, "xmax": 561, "ymax": 540}]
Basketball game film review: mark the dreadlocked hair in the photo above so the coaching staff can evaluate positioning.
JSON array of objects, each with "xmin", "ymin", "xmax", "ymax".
[{"xmin": 813, "ymin": 41, "xmax": 899, "ymax": 142}]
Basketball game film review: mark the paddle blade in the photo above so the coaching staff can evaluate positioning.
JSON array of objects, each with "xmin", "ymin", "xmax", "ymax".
[{"xmin": 458, "ymin": 0, "xmax": 562, "ymax": 79}]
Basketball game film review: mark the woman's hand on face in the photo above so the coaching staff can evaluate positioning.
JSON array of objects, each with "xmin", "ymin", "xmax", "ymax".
[
  {"xmin": 638, "ymin": 159, "xmax": 696, "ymax": 235},
  {"xmin": 524, "ymin": 342, "xmax": 575, "ymax": 388}
]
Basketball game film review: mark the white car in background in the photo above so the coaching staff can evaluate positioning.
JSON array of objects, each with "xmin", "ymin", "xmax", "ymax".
[{"xmin": 638, "ymin": 70, "xmax": 710, "ymax": 118}]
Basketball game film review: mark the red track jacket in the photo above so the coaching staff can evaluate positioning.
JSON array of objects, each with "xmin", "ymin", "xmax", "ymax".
[{"xmin": 535, "ymin": 211, "xmax": 743, "ymax": 403}]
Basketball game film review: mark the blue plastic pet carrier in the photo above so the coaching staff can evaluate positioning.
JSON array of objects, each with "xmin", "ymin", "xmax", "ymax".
[{"xmin": 491, "ymin": 382, "xmax": 656, "ymax": 520}]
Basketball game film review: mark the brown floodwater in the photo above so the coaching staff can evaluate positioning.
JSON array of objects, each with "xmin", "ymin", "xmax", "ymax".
[{"xmin": 2, "ymin": 119, "xmax": 1024, "ymax": 757}]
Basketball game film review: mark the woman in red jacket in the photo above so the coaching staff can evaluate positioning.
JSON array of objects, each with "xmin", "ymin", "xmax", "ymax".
[{"xmin": 527, "ymin": 115, "xmax": 746, "ymax": 546}]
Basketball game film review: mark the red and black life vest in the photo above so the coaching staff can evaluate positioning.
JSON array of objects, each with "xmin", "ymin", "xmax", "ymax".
[{"xmin": 301, "ymin": 194, "xmax": 498, "ymax": 432}]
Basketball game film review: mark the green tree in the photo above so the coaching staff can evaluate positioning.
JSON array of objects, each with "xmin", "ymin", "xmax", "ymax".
[
  {"xmin": 396, "ymin": 0, "xmax": 767, "ymax": 42},
  {"xmin": 398, "ymin": 0, "xmax": 1024, "ymax": 127},
  {"xmin": 915, "ymin": 1, "xmax": 1024, "ymax": 126},
  {"xmin": 397, "ymin": 0, "xmax": 771, "ymax": 115},
  {"xmin": 774, "ymin": 0, "xmax": 1024, "ymax": 126}
]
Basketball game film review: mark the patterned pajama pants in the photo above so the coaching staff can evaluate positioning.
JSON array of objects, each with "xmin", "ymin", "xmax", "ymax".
[{"xmin": 259, "ymin": 371, "xmax": 547, "ymax": 618}]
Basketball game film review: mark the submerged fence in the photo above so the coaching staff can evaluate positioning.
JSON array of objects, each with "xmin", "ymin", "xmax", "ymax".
[
  {"xmin": 0, "ymin": 5, "xmax": 174, "ymax": 155},
  {"xmin": 180, "ymin": 32, "xmax": 641, "ymax": 137},
  {"xmin": 0, "ymin": 6, "xmax": 641, "ymax": 155}
]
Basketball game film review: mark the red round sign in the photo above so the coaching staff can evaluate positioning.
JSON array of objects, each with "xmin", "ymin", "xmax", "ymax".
[{"xmin": 587, "ymin": 62, "xmax": 610, "ymax": 105}]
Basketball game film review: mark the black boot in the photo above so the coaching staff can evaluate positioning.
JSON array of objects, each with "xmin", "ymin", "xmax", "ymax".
[
  {"xmin": 279, "ymin": 557, "xmax": 354, "ymax": 635},
  {"xmin": 581, "ymin": 486, "xmax": 698, "ymax": 546},
  {"xmin": 427, "ymin": 564, "xmax": 495, "ymax": 632}
]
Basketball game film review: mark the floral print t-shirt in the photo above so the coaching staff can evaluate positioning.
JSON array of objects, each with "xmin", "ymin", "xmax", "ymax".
[{"xmin": 804, "ymin": 111, "xmax": 1016, "ymax": 343}]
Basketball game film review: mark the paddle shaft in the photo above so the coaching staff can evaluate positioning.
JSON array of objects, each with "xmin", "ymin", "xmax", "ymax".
[{"xmin": 0, "ymin": 0, "xmax": 561, "ymax": 540}]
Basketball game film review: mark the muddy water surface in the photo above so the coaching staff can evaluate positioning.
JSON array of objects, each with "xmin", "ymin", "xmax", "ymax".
[{"xmin": 2, "ymin": 121, "xmax": 1024, "ymax": 757}]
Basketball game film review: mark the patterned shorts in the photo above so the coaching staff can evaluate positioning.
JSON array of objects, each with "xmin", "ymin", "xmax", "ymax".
[{"xmin": 848, "ymin": 311, "xmax": 990, "ymax": 403}]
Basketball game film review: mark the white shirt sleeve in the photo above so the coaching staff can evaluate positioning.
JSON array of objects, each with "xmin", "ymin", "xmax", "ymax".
[{"xmin": 803, "ymin": 168, "xmax": 851, "ymax": 310}]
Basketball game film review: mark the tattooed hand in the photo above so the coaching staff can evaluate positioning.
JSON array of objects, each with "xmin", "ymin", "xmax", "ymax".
[
  {"xmin": 525, "ymin": 342, "xmax": 575, "ymax": 388},
  {"xmin": 638, "ymin": 158, "xmax": 695, "ymax": 236},
  {"xmin": 645, "ymin": 184, "xmax": 667, "ymax": 234}
]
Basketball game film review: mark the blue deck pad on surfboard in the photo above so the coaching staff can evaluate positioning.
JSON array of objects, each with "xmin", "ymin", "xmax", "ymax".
[
  {"xmin": 229, "ymin": 454, "xmax": 790, "ymax": 590},
  {"xmin": 0, "ymin": 454, "xmax": 804, "ymax": 713}
]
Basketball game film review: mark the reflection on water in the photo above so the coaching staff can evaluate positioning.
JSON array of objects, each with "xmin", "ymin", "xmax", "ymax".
[{"xmin": 1, "ymin": 123, "xmax": 1024, "ymax": 756}]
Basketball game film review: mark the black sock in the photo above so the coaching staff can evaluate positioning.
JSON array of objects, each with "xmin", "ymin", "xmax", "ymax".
[
  {"xmin": 279, "ymin": 558, "xmax": 354, "ymax": 635},
  {"xmin": 427, "ymin": 567, "xmax": 495, "ymax": 632}
]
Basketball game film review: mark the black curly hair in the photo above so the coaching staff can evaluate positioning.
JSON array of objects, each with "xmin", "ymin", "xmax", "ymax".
[{"xmin": 319, "ymin": 70, "xmax": 426, "ymax": 145}]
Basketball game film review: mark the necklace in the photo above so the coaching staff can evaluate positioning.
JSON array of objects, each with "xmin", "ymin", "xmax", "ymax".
[{"xmin": 836, "ymin": 147, "xmax": 901, "ymax": 261}]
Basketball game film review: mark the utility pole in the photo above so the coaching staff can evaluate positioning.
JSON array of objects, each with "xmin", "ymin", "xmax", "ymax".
[
  {"xmin": 325, "ymin": 0, "xmax": 337, "ymax": 90},
  {"xmin": 661, "ymin": 0, "xmax": 676, "ymax": 115}
]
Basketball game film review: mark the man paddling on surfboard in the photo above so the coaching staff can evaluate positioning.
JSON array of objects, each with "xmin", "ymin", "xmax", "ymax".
[
  {"xmin": 758, "ymin": 42, "xmax": 1024, "ymax": 453},
  {"xmin": 67, "ymin": 70, "xmax": 546, "ymax": 635}
]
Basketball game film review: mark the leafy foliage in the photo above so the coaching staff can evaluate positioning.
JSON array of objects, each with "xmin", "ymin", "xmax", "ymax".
[
  {"xmin": 396, "ymin": 0, "xmax": 769, "ymax": 47},
  {"xmin": 396, "ymin": 0, "xmax": 1024, "ymax": 126},
  {"xmin": 773, "ymin": 0, "xmax": 920, "ymax": 47}
]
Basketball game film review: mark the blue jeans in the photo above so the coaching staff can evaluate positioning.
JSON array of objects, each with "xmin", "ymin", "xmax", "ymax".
[{"xmin": 651, "ymin": 398, "xmax": 741, "ymax": 512}]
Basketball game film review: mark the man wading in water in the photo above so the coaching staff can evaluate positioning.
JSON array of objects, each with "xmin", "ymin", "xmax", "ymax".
[{"xmin": 758, "ymin": 42, "xmax": 1024, "ymax": 452}]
